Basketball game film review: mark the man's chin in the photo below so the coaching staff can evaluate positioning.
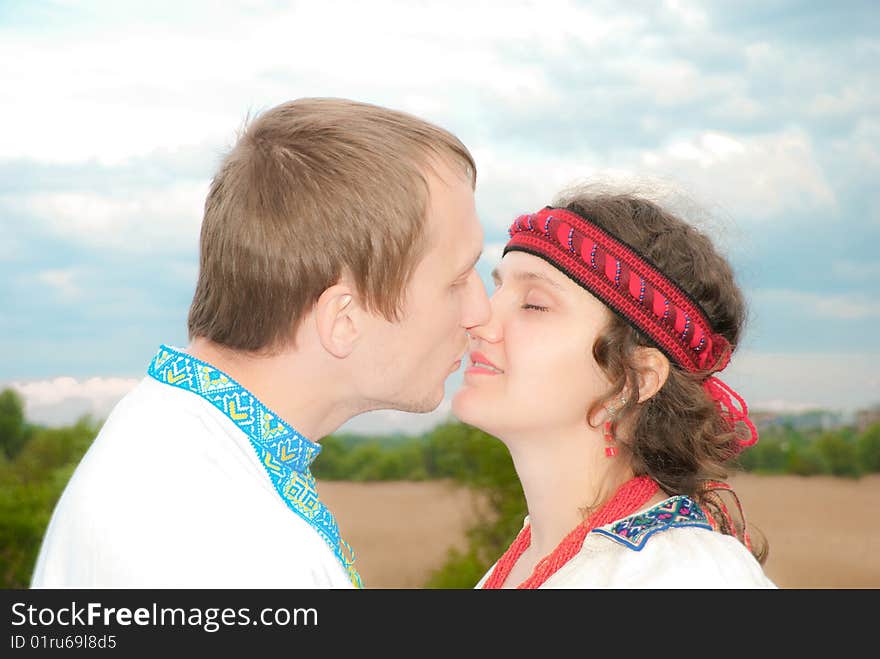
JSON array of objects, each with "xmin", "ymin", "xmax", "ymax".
[
  {"xmin": 361, "ymin": 380, "xmax": 448, "ymax": 415},
  {"xmin": 397, "ymin": 395, "xmax": 444, "ymax": 415},
  {"xmin": 385, "ymin": 387, "xmax": 445, "ymax": 415}
]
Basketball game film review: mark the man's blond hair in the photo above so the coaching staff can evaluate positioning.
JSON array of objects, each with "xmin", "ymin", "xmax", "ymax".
[{"xmin": 188, "ymin": 97, "xmax": 476, "ymax": 352}]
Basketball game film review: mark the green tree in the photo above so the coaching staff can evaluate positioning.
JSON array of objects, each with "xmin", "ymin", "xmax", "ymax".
[
  {"xmin": 815, "ymin": 431, "xmax": 861, "ymax": 478},
  {"xmin": 0, "ymin": 415, "xmax": 100, "ymax": 587},
  {"xmin": 344, "ymin": 443, "xmax": 388, "ymax": 481},
  {"xmin": 0, "ymin": 388, "xmax": 27, "ymax": 460},
  {"xmin": 857, "ymin": 423, "xmax": 880, "ymax": 473},
  {"xmin": 13, "ymin": 416, "xmax": 99, "ymax": 483},
  {"xmin": 311, "ymin": 434, "xmax": 349, "ymax": 479},
  {"xmin": 424, "ymin": 423, "xmax": 525, "ymax": 588},
  {"xmin": 785, "ymin": 444, "xmax": 826, "ymax": 476},
  {"xmin": 736, "ymin": 436, "xmax": 789, "ymax": 473}
]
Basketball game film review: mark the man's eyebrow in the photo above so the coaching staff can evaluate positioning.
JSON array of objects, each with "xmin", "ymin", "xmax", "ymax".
[{"xmin": 492, "ymin": 268, "xmax": 564, "ymax": 290}]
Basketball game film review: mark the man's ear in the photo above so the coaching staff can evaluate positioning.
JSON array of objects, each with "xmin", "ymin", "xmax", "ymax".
[
  {"xmin": 314, "ymin": 283, "xmax": 359, "ymax": 359},
  {"xmin": 633, "ymin": 347, "xmax": 670, "ymax": 403}
]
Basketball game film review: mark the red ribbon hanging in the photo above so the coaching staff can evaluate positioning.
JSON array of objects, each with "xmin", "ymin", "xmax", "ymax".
[{"xmin": 703, "ymin": 376, "xmax": 759, "ymax": 455}]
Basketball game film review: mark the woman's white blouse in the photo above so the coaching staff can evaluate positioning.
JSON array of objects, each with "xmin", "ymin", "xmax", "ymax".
[{"xmin": 476, "ymin": 496, "xmax": 777, "ymax": 589}]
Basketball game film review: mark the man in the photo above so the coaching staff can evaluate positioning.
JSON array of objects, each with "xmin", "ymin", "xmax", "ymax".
[{"xmin": 31, "ymin": 98, "xmax": 489, "ymax": 588}]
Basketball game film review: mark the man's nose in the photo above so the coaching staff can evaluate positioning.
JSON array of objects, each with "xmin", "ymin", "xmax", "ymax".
[
  {"xmin": 461, "ymin": 269, "xmax": 491, "ymax": 329},
  {"xmin": 465, "ymin": 285, "xmax": 502, "ymax": 343}
]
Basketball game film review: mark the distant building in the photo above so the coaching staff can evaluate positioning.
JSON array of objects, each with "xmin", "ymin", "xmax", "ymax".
[
  {"xmin": 751, "ymin": 411, "xmax": 781, "ymax": 430},
  {"xmin": 856, "ymin": 405, "xmax": 880, "ymax": 433},
  {"xmin": 751, "ymin": 409, "xmax": 850, "ymax": 432}
]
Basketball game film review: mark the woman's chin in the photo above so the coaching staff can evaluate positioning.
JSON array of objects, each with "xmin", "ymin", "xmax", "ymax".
[{"xmin": 451, "ymin": 387, "xmax": 490, "ymax": 429}]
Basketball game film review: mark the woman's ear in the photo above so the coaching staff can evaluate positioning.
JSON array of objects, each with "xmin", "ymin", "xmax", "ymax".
[
  {"xmin": 633, "ymin": 347, "xmax": 670, "ymax": 403},
  {"xmin": 314, "ymin": 283, "xmax": 359, "ymax": 358}
]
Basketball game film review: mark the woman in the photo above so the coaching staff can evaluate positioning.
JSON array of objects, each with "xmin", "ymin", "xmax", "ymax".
[{"xmin": 452, "ymin": 189, "xmax": 776, "ymax": 588}]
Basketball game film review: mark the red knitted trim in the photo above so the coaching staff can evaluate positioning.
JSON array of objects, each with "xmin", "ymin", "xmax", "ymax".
[
  {"xmin": 481, "ymin": 476, "xmax": 660, "ymax": 589},
  {"xmin": 505, "ymin": 207, "xmax": 730, "ymax": 374}
]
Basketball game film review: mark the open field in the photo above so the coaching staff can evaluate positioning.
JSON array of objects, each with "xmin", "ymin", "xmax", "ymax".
[
  {"xmin": 318, "ymin": 480, "xmax": 488, "ymax": 588},
  {"xmin": 318, "ymin": 474, "xmax": 880, "ymax": 589},
  {"xmin": 727, "ymin": 473, "xmax": 880, "ymax": 588}
]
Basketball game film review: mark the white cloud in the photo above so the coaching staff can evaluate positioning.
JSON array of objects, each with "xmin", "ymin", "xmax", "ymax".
[
  {"xmin": 660, "ymin": 132, "xmax": 746, "ymax": 166},
  {"xmin": 638, "ymin": 129, "xmax": 836, "ymax": 220},
  {"xmin": 0, "ymin": 234, "xmax": 24, "ymax": 262},
  {"xmin": 809, "ymin": 84, "xmax": 875, "ymax": 118},
  {"xmin": 815, "ymin": 297, "xmax": 880, "ymax": 320},
  {"xmin": 744, "ymin": 42, "xmax": 773, "ymax": 67},
  {"xmin": 9, "ymin": 181, "xmax": 208, "ymax": 251},
  {"xmin": 474, "ymin": 146, "xmax": 604, "ymax": 230},
  {"xmin": 663, "ymin": 0, "xmax": 709, "ymax": 30},
  {"xmin": 0, "ymin": 0, "xmax": 635, "ymax": 165},
  {"xmin": 35, "ymin": 269, "xmax": 81, "ymax": 300},
  {"xmin": 474, "ymin": 128, "xmax": 837, "ymax": 235},
  {"xmin": 723, "ymin": 351, "xmax": 880, "ymax": 413},
  {"xmin": 622, "ymin": 58, "xmax": 707, "ymax": 107},
  {"xmin": 711, "ymin": 94, "xmax": 764, "ymax": 121},
  {"xmin": 831, "ymin": 261, "xmax": 880, "ymax": 280},
  {"xmin": 830, "ymin": 118, "xmax": 880, "ymax": 185},
  {"xmin": 747, "ymin": 399, "xmax": 824, "ymax": 414},
  {"xmin": 752, "ymin": 289, "xmax": 880, "ymax": 320},
  {"xmin": 8, "ymin": 376, "xmax": 140, "ymax": 426}
]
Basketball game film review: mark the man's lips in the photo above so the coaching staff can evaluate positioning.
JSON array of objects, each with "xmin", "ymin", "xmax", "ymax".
[{"xmin": 467, "ymin": 350, "xmax": 504, "ymax": 374}]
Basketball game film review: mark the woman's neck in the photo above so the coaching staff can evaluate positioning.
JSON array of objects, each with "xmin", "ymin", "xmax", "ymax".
[{"xmin": 503, "ymin": 424, "xmax": 637, "ymax": 560}]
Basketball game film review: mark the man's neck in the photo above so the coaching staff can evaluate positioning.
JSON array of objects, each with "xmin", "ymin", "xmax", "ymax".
[{"xmin": 185, "ymin": 337, "xmax": 364, "ymax": 441}]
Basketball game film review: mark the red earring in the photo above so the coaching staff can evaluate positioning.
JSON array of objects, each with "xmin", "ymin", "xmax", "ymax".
[
  {"xmin": 603, "ymin": 420, "xmax": 617, "ymax": 457},
  {"xmin": 603, "ymin": 396, "xmax": 627, "ymax": 458}
]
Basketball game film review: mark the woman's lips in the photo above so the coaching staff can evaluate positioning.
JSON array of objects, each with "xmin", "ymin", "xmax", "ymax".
[{"xmin": 465, "ymin": 350, "xmax": 503, "ymax": 376}]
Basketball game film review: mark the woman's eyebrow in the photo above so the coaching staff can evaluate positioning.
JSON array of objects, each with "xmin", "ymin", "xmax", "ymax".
[{"xmin": 491, "ymin": 268, "xmax": 564, "ymax": 291}]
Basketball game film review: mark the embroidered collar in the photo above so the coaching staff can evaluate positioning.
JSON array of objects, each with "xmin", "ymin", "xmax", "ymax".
[
  {"xmin": 147, "ymin": 344, "xmax": 362, "ymax": 588},
  {"xmin": 591, "ymin": 495, "xmax": 712, "ymax": 551}
]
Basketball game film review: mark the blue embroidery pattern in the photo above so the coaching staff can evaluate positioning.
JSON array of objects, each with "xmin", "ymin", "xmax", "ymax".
[
  {"xmin": 147, "ymin": 344, "xmax": 362, "ymax": 588},
  {"xmin": 591, "ymin": 495, "xmax": 712, "ymax": 551}
]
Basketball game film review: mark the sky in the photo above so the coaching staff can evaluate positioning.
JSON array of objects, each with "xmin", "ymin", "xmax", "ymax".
[{"xmin": 1, "ymin": 0, "xmax": 878, "ymax": 432}]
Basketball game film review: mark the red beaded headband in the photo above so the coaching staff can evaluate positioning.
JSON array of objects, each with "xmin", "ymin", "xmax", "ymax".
[
  {"xmin": 504, "ymin": 206, "xmax": 758, "ymax": 453},
  {"xmin": 505, "ymin": 206, "xmax": 727, "ymax": 373}
]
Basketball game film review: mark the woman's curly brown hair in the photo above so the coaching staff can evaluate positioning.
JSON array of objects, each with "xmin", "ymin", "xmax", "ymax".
[{"xmin": 557, "ymin": 187, "xmax": 768, "ymax": 564}]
